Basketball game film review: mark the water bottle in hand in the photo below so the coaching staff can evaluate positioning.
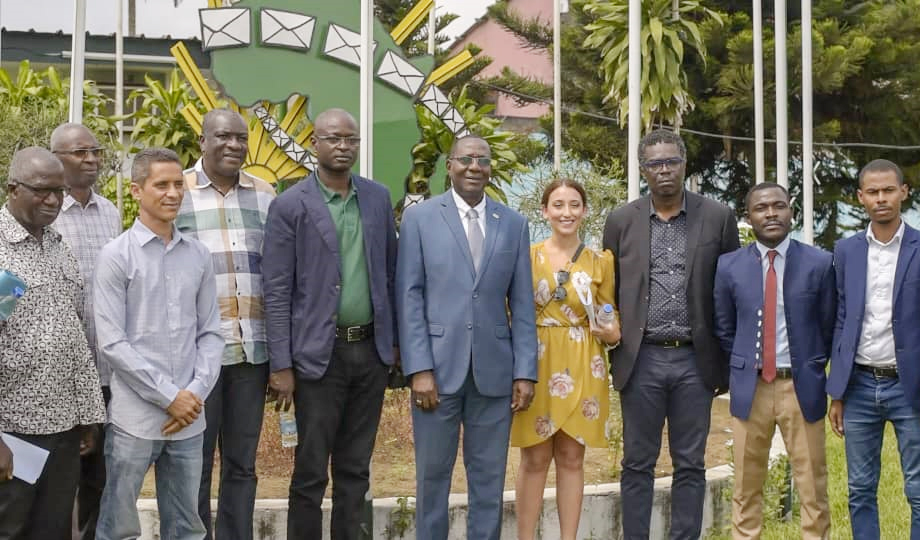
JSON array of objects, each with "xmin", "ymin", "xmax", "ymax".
[
  {"xmin": 596, "ymin": 303, "xmax": 617, "ymax": 328},
  {"xmin": 0, "ymin": 270, "xmax": 27, "ymax": 321},
  {"xmin": 279, "ymin": 410, "xmax": 298, "ymax": 448}
]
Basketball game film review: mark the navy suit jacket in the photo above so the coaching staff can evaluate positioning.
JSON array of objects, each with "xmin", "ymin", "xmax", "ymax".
[
  {"xmin": 828, "ymin": 223, "xmax": 920, "ymax": 412},
  {"xmin": 262, "ymin": 173, "xmax": 398, "ymax": 380},
  {"xmin": 713, "ymin": 240, "xmax": 835, "ymax": 423},
  {"xmin": 396, "ymin": 192, "xmax": 537, "ymax": 397}
]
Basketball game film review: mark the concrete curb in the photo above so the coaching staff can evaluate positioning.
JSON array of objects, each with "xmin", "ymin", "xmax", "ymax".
[{"xmin": 137, "ymin": 464, "xmax": 733, "ymax": 539}]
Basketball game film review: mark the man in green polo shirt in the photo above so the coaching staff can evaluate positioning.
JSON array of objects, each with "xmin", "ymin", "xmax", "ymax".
[{"xmin": 263, "ymin": 108, "xmax": 399, "ymax": 540}]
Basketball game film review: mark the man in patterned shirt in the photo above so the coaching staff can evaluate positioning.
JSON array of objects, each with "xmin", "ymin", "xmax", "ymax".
[
  {"xmin": 0, "ymin": 147, "xmax": 107, "ymax": 539},
  {"xmin": 176, "ymin": 109, "xmax": 275, "ymax": 540},
  {"xmin": 50, "ymin": 122, "xmax": 122, "ymax": 540}
]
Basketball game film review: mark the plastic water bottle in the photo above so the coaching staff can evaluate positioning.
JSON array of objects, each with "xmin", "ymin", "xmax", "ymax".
[
  {"xmin": 596, "ymin": 303, "xmax": 617, "ymax": 328},
  {"xmin": 0, "ymin": 270, "xmax": 27, "ymax": 321},
  {"xmin": 279, "ymin": 410, "xmax": 298, "ymax": 448}
]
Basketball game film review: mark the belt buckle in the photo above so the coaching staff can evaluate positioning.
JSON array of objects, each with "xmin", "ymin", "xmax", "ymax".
[
  {"xmin": 346, "ymin": 326, "xmax": 362, "ymax": 342},
  {"xmin": 663, "ymin": 339, "xmax": 680, "ymax": 348}
]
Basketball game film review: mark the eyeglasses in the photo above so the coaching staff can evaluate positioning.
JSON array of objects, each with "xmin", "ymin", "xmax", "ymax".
[
  {"xmin": 450, "ymin": 156, "xmax": 491, "ymax": 167},
  {"xmin": 641, "ymin": 157, "xmax": 685, "ymax": 171},
  {"xmin": 315, "ymin": 135, "xmax": 361, "ymax": 147},
  {"xmin": 553, "ymin": 270, "xmax": 570, "ymax": 301},
  {"xmin": 54, "ymin": 147, "xmax": 104, "ymax": 161},
  {"xmin": 13, "ymin": 182, "xmax": 69, "ymax": 200}
]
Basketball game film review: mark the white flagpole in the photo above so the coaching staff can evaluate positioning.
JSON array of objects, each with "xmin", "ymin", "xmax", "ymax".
[
  {"xmin": 115, "ymin": 0, "xmax": 125, "ymax": 219},
  {"xmin": 359, "ymin": 0, "xmax": 374, "ymax": 536},
  {"xmin": 753, "ymin": 0, "xmax": 765, "ymax": 183},
  {"xmin": 627, "ymin": 0, "xmax": 641, "ymax": 201},
  {"xmin": 360, "ymin": 0, "xmax": 373, "ymax": 179},
  {"xmin": 553, "ymin": 0, "xmax": 562, "ymax": 171},
  {"xmin": 802, "ymin": 0, "xmax": 814, "ymax": 244},
  {"xmin": 428, "ymin": 0, "xmax": 436, "ymax": 55},
  {"xmin": 69, "ymin": 0, "xmax": 87, "ymax": 123},
  {"xmin": 774, "ymin": 0, "xmax": 788, "ymax": 187}
]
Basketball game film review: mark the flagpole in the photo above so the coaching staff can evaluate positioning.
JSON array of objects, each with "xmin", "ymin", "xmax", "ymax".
[
  {"xmin": 359, "ymin": 0, "xmax": 374, "ymax": 536},
  {"xmin": 553, "ymin": 0, "xmax": 562, "ymax": 171},
  {"xmin": 68, "ymin": 0, "xmax": 87, "ymax": 123},
  {"xmin": 802, "ymin": 0, "xmax": 813, "ymax": 244},
  {"xmin": 774, "ymin": 0, "xmax": 788, "ymax": 187},
  {"xmin": 627, "ymin": 0, "xmax": 641, "ymax": 201}
]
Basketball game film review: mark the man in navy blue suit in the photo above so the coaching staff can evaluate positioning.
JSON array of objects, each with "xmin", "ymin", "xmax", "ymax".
[
  {"xmin": 827, "ymin": 159, "xmax": 920, "ymax": 539},
  {"xmin": 262, "ymin": 108, "xmax": 398, "ymax": 540},
  {"xmin": 714, "ymin": 182, "xmax": 834, "ymax": 539}
]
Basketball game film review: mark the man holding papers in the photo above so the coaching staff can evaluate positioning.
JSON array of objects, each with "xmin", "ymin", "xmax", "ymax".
[{"xmin": 0, "ymin": 147, "xmax": 106, "ymax": 539}]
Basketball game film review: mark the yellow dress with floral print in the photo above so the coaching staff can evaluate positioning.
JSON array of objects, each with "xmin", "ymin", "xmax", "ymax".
[{"xmin": 510, "ymin": 242, "xmax": 616, "ymax": 448}]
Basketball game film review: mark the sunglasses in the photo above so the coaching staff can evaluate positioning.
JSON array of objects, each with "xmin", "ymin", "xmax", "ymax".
[
  {"xmin": 54, "ymin": 147, "xmax": 105, "ymax": 161},
  {"xmin": 14, "ymin": 182, "xmax": 69, "ymax": 200},
  {"xmin": 315, "ymin": 135, "xmax": 361, "ymax": 147},
  {"xmin": 641, "ymin": 157, "xmax": 685, "ymax": 171},
  {"xmin": 554, "ymin": 270, "xmax": 570, "ymax": 300},
  {"xmin": 450, "ymin": 156, "xmax": 492, "ymax": 167}
]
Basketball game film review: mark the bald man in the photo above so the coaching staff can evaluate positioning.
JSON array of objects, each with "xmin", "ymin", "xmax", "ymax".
[
  {"xmin": 263, "ymin": 108, "xmax": 398, "ymax": 539},
  {"xmin": 50, "ymin": 123, "xmax": 122, "ymax": 540},
  {"xmin": 175, "ymin": 109, "xmax": 275, "ymax": 540},
  {"xmin": 0, "ymin": 147, "xmax": 106, "ymax": 540}
]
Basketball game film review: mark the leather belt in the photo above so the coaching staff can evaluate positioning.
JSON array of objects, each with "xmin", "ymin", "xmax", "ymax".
[
  {"xmin": 335, "ymin": 324, "xmax": 374, "ymax": 343},
  {"xmin": 759, "ymin": 367, "xmax": 794, "ymax": 379},
  {"xmin": 643, "ymin": 339, "xmax": 693, "ymax": 348},
  {"xmin": 856, "ymin": 364, "xmax": 898, "ymax": 379}
]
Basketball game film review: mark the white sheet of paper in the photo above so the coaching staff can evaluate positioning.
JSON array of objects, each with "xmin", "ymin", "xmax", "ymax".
[{"xmin": 1, "ymin": 433, "xmax": 50, "ymax": 484}]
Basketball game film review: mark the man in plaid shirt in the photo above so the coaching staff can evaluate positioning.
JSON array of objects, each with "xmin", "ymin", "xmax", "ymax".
[
  {"xmin": 50, "ymin": 122, "xmax": 122, "ymax": 540},
  {"xmin": 176, "ymin": 109, "xmax": 275, "ymax": 540}
]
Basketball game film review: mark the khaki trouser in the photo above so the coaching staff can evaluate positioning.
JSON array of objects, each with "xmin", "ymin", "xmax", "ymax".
[{"xmin": 731, "ymin": 378, "xmax": 830, "ymax": 540}]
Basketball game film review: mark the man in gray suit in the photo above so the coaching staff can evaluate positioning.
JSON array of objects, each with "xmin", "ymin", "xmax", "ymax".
[
  {"xmin": 396, "ymin": 135, "xmax": 538, "ymax": 540},
  {"xmin": 602, "ymin": 129, "xmax": 740, "ymax": 539},
  {"xmin": 262, "ymin": 108, "xmax": 398, "ymax": 540}
]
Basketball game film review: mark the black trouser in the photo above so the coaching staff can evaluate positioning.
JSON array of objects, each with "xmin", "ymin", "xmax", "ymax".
[
  {"xmin": 288, "ymin": 338, "xmax": 389, "ymax": 540},
  {"xmin": 619, "ymin": 344, "xmax": 713, "ymax": 540},
  {"xmin": 0, "ymin": 427, "xmax": 81, "ymax": 540},
  {"xmin": 198, "ymin": 362, "xmax": 270, "ymax": 540},
  {"xmin": 76, "ymin": 387, "xmax": 110, "ymax": 540}
]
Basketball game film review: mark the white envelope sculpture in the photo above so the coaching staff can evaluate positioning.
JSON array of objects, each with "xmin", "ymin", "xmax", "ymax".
[
  {"xmin": 260, "ymin": 8, "xmax": 315, "ymax": 50},
  {"xmin": 199, "ymin": 7, "xmax": 251, "ymax": 50},
  {"xmin": 323, "ymin": 23, "xmax": 376, "ymax": 67},
  {"xmin": 376, "ymin": 50, "xmax": 425, "ymax": 96},
  {"xmin": 419, "ymin": 85, "xmax": 469, "ymax": 137}
]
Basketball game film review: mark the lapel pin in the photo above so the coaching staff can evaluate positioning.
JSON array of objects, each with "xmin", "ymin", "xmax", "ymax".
[{"xmin": 492, "ymin": 213, "xmax": 499, "ymax": 219}]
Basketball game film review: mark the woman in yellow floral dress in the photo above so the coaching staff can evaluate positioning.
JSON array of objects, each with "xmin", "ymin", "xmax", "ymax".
[{"xmin": 511, "ymin": 178, "xmax": 621, "ymax": 540}]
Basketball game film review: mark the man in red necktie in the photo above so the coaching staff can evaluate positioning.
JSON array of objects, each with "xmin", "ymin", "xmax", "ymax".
[{"xmin": 714, "ymin": 182, "xmax": 835, "ymax": 539}]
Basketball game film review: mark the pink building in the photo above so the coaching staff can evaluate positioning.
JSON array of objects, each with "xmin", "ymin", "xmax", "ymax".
[{"xmin": 450, "ymin": 0, "xmax": 552, "ymax": 128}]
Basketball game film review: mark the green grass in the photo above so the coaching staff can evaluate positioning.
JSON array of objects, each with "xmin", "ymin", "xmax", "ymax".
[{"xmin": 707, "ymin": 423, "xmax": 911, "ymax": 539}]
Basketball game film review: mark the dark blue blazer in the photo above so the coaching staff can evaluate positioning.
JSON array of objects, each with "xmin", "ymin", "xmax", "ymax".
[
  {"xmin": 713, "ymin": 240, "xmax": 835, "ymax": 422},
  {"xmin": 828, "ymin": 224, "xmax": 920, "ymax": 411},
  {"xmin": 262, "ymin": 173, "xmax": 398, "ymax": 380}
]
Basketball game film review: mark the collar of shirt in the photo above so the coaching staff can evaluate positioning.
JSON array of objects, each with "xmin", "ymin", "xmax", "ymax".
[
  {"xmin": 649, "ymin": 191, "xmax": 688, "ymax": 217},
  {"xmin": 315, "ymin": 174, "xmax": 356, "ymax": 203},
  {"xmin": 866, "ymin": 220, "xmax": 905, "ymax": 247},
  {"xmin": 451, "ymin": 189, "xmax": 487, "ymax": 219},
  {"xmin": 129, "ymin": 218, "xmax": 185, "ymax": 249},
  {"xmin": 0, "ymin": 204, "xmax": 60, "ymax": 245},
  {"xmin": 755, "ymin": 236, "xmax": 791, "ymax": 261},
  {"xmin": 191, "ymin": 158, "xmax": 254, "ymax": 191},
  {"xmin": 61, "ymin": 192, "xmax": 104, "ymax": 212}
]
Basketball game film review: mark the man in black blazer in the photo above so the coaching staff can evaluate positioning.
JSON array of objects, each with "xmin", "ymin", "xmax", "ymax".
[
  {"xmin": 602, "ymin": 129, "xmax": 740, "ymax": 539},
  {"xmin": 262, "ymin": 108, "xmax": 398, "ymax": 540}
]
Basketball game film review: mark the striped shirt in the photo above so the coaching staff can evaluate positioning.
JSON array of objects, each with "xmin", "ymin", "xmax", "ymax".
[
  {"xmin": 53, "ymin": 192, "xmax": 122, "ymax": 385},
  {"xmin": 176, "ymin": 160, "xmax": 275, "ymax": 366}
]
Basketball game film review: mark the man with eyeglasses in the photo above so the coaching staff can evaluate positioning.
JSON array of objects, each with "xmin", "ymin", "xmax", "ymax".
[
  {"xmin": 263, "ymin": 108, "xmax": 398, "ymax": 539},
  {"xmin": 175, "ymin": 109, "xmax": 275, "ymax": 540},
  {"xmin": 602, "ymin": 129, "xmax": 739, "ymax": 539},
  {"xmin": 0, "ymin": 147, "xmax": 107, "ymax": 539},
  {"xmin": 49, "ymin": 122, "xmax": 122, "ymax": 540},
  {"xmin": 396, "ymin": 135, "xmax": 537, "ymax": 540}
]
